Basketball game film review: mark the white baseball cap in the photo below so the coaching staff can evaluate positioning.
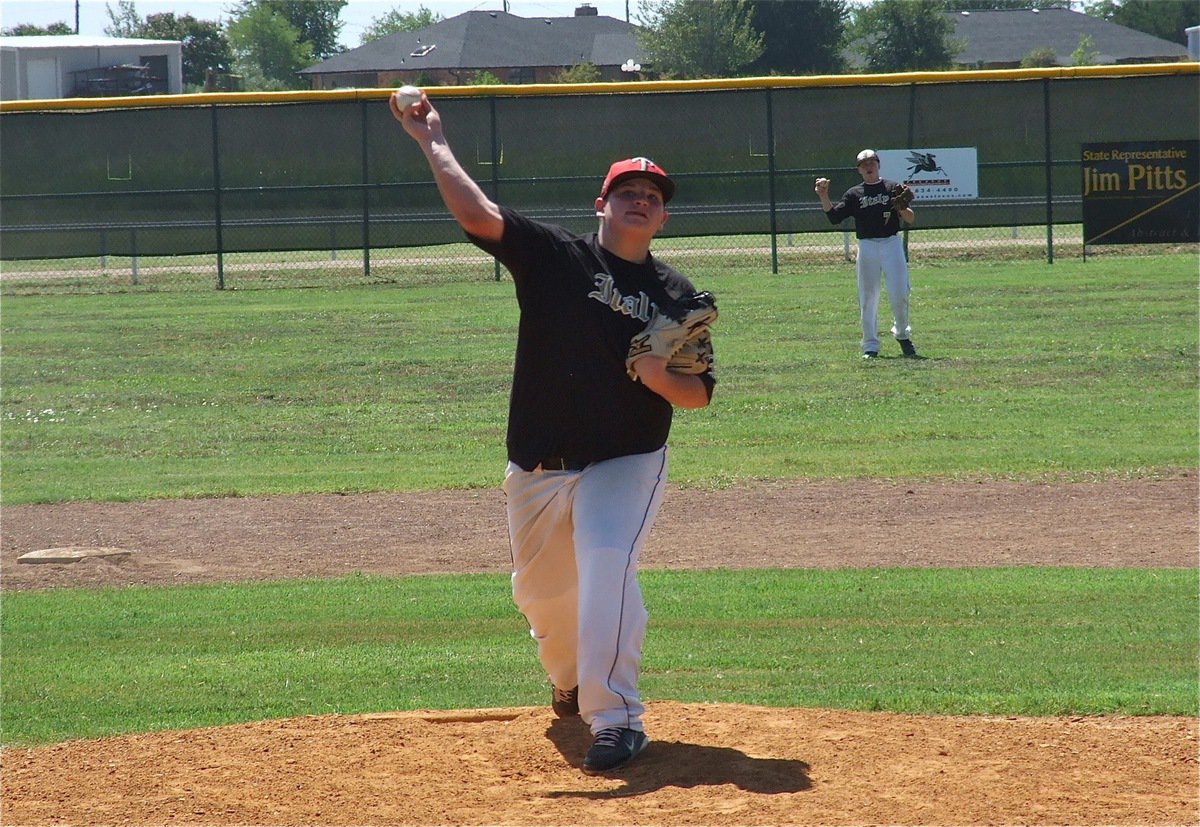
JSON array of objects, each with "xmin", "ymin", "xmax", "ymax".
[{"xmin": 856, "ymin": 149, "xmax": 879, "ymax": 165}]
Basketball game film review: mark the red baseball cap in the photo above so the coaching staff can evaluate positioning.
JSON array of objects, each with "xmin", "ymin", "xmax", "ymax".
[{"xmin": 600, "ymin": 157, "xmax": 675, "ymax": 203}]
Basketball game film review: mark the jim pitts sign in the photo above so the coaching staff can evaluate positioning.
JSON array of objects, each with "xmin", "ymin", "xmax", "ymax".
[{"xmin": 1082, "ymin": 141, "xmax": 1199, "ymax": 245}]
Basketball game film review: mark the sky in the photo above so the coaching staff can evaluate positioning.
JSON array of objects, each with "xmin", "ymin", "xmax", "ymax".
[{"xmin": 0, "ymin": 0, "xmax": 641, "ymax": 46}]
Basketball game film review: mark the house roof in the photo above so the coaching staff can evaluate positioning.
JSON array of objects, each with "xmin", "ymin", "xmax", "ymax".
[
  {"xmin": 0, "ymin": 35, "xmax": 179, "ymax": 49},
  {"xmin": 300, "ymin": 10, "xmax": 643, "ymax": 75},
  {"xmin": 947, "ymin": 8, "xmax": 1188, "ymax": 66}
]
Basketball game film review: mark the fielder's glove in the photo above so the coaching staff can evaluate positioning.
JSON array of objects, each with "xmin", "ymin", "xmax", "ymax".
[
  {"xmin": 666, "ymin": 327, "xmax": 715, "ymax": 375},
  {"xmin": 626, "ymin": 291, "xmax": 718, "ymax": 380},
  {"xmin": 890, "ymin": 183, "xmax": 915, "ymax": 210}
]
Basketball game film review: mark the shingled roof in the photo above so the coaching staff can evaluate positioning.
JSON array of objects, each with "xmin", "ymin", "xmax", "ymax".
[
  {"xmin": 949, "ymin": 7, "xmax": 1188, "ymax": 67},
  {"xmin": 300, "ymin": 10, "xmax": 643, "ymax": 76},
  {"xmin": 845, "ymin": 7, "xmax": 1190, "ymax": 70}
]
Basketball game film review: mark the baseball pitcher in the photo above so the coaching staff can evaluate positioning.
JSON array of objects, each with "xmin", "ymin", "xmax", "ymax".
[{"xmin": 391, "ymin": 89, "xmax": 716, "ymax": 775}]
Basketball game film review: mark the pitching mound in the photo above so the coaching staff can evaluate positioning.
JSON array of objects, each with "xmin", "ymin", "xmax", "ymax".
[{"xmin": 4, "ymin": 702, "xmax": 1195, "ymax": 825}]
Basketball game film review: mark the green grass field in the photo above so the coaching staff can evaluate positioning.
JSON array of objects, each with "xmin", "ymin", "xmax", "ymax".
[
  {"xmin": 2, "ymin": 568, "xmax": 1195, "ymax": 747},
  {"xmin": 1, "ymin": 253, "xmax": 1196, "ymax": 747},
  {"xmin": 3, "ymin": 255, "xmax": 1195, "ymax": 504}
]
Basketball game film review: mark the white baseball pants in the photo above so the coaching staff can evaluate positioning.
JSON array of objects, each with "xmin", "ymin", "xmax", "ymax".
[
  {"xmin": 856, "ymin": 234, "xmax": 911, "ymax": 353},
  {"xmin": 502, "ymin": 447, "xmax": 668, "ymax": 735}
]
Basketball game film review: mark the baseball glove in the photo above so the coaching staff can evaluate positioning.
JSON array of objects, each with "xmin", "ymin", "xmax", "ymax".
[
  {"xmin": 666, "ymin": 327, "xmax": 715, "ymax": 375},
  {"xmin": 890, "ymin": 183, "xmax": 915, "ymax": 209},
  {"xmin": 626, "ymin": 291, "xmax": 718, "ymax": 379}
]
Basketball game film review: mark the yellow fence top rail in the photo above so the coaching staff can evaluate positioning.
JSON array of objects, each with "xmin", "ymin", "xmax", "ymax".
[{"xmin": 1, "ymin": 62, "xmax": 1196, "ymax": 113}]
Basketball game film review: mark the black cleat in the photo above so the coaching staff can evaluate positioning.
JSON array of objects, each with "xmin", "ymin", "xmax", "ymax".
[
  {"xmin": 582, "ymin": 727, "xmax": 649, "ymax": 775},
  {"xmin": 551, "ymin": 685, "xmax": 579, "ymax": 718},
  {"xmin": 899, "ymin": 339, "xmax": 918, "ymax": 358},
  {"xmin": 862, "ymin": 351, "xmax": 879, "ymax": 360}
]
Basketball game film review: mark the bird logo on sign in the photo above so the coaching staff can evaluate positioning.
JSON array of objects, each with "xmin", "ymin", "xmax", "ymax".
[{"xmin": 907, "ymin": 151, "xmax": 947, "ymax": 176}]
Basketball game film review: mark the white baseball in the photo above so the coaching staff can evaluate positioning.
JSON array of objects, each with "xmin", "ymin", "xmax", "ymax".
[{"xmin": 393, "ymin": 85, "xmax": 423, "ymax": 110}]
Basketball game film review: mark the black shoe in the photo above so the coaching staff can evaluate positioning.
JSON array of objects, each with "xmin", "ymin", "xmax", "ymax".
[
  {"xmin": 899, "ymin": 339, "xmax": 918, "ymax": 358},
  {"xmin": 862, "ymin": 351, "xmax": 878, "ymax": 359},
  {"xmin": 551, "ymin": 685, "xmax": 579, "ymax": 718},
  {"xmin": 582, "ymin": 727, "xmax": 648, "ymax": 775}
]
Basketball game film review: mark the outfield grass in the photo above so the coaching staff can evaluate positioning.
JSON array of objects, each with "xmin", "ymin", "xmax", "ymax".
[
  {"xmin": 2, "ymin": 255, "xmax": 1195, "ymax": 504},
  {"xmin": 1, "ymin": 568, "xmax": 1194, "ymax": 747}
]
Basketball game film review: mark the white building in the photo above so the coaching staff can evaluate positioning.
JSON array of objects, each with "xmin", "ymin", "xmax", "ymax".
[{"xmin": 0, "ymin": 35, "xmax": 183, "ymax": 100}]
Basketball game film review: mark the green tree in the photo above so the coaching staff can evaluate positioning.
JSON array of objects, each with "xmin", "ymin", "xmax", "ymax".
[
  {"xmin": 1, "ymin": 22, "xmax": 74, "ymax": 35},
  {"xmin": 139, "ymin": 14, "xmax": 233, "ymax": 88},
  {"xmin": 848, "ymin": 0, "xmax": 962, "ymax": 72},
  {"xmin": 1086, "ymin": 0, "xmax": 1195, "ymax": 46},
  {"xmin": 233, "ymin": 0, "xmax": 346, "ymax": 59},
  {"xmin": 227, "ymin": 2, "xmax": 313, "ymax": 90},
  {"xmin": 361, "ymin": 5, "xmax": 443, "ymax": 44},
  {"xmin": 554, "ymin": 62, "xmax": 603, "ymax": 83},
  {"xmin": 744, "ymin": 0, "xmax": 849, "ymax": 75},
  {"xmin": 468, "ymin": 70, "xmax": 504, "ymax": 85},
  {"xmin": 636, "ymin": 0, "xmax": 765, "ymax": 79},
  {"xmin": 1019, "ymin": 45, "xmax": 1059, "ymax": 67},
  {"xmin": 104, "ymin": 0, "xmax": 142, "ymax": 37},
  {"xmin": 1071, "ymin": 33, "xmax": 1100, "ymax": 65}
]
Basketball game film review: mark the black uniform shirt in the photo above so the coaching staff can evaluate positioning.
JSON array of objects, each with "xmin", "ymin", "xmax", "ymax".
[
  {"xmin": 469, "ymin": 206, "xmax": 716, "ymax": 471},
  {"xmin": 825, "ymin": 178, "xmax": 905, "ymax": 239}
]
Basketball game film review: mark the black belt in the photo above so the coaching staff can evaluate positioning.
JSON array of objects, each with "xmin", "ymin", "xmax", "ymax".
[{"xmin": 537, "ymin": 456, "xmax": 589, "ymax": 472}]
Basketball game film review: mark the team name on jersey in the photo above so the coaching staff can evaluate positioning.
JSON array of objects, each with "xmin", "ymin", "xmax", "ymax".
[
  {"xmin": 860, "ymin": 193, "xmax": 891, "ymax": 208},
  {"xmin": 588, "ymin": 273, "xmax": 654, "ymax": 322}
]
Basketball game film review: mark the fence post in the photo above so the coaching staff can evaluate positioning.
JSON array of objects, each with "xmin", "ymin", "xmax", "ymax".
[
  {"xmin": 361, "ymin": 98, "xmax": 371, "ymax": 280},
  {"xmin": 489, "ymin": 96, "xmax": 501, "ymax": 282},
  {"xmin": 211, "ymin": 104, "xmax": 225, "ymax": 289},
  {"xmin": 1043, "ymin": 78, "xmax": 1055, "ymax": 265},
  {"xmin": 903, "ymin": 82, "xmax": 916, "ymax": 261},
  {"xmin": 765, "ymin": 87, "xmax": 778, "ymax": 275}
]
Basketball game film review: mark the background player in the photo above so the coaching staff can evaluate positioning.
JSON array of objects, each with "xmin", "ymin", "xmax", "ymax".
[
  {"xmin": 390, "ymin": 89, "xmax": 716, "ymax": 775},
  {"xmin": 815, "ymin": 149, "xmax": 919, "ymax": 359}
]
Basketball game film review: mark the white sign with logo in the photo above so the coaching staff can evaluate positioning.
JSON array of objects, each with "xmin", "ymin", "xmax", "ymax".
[{"xmin": 876, "ymin": 147, "xmax": 979, "ymax": 200}]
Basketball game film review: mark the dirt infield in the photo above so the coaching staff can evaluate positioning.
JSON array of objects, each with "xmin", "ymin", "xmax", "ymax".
[
  {"xmin": 5, "ymin": 705, "xmax": 1195, "ymax": 826},
  {"xmin": 2, "ymin": 476, "xmax": 1197, "ymax": 825},
  {"xmin": 4, "ymin": 477, "xmax": 1195, "ymax": 591}
]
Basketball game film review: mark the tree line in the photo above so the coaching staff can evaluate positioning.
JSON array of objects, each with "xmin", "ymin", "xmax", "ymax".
[{"xmin": 2, "ymin": 0, "xmax": 1193, "ymax": 93}]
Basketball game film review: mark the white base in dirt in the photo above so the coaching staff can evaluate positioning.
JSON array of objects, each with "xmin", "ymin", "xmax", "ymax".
[{"xmin": 18, "ymin": 547, "xmax": 132, "ymax": 564}]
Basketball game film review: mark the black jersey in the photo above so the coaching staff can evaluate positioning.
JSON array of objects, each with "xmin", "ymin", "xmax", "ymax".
[
  {"xmin": 468, "ymin": 206, "xmax": 716, "ymax": 472},
  {"xmin": 825, "ymin": 178, "xmax": 905, "ymax": 239}
]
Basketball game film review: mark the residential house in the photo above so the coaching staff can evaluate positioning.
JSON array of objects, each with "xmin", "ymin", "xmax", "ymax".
[
  {"xmin": 846, "ymin": 7, "xmax": 1189, "ymax": 71},
  {"xmin": 950, "ymin": 7, "xmax": 1189, "ymax": 68},
  {"xmin": 300, "ymin": 5, "xmax": 645, "ymax": 89}
]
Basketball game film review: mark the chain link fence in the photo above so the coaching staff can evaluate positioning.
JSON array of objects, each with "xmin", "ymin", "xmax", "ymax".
[{"xmin": 2, "ymin": 67, "xmax": 1196, "ymax": 295}]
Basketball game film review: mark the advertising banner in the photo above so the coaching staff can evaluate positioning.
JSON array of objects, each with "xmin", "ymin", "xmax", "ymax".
[
  {"xmin": 1081, "ymin": 140, "xmax": 1199, "ymax": 245},
  {"xmin": 876, "ymin": 147, "xmax": 979, "ymax": 201}
]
